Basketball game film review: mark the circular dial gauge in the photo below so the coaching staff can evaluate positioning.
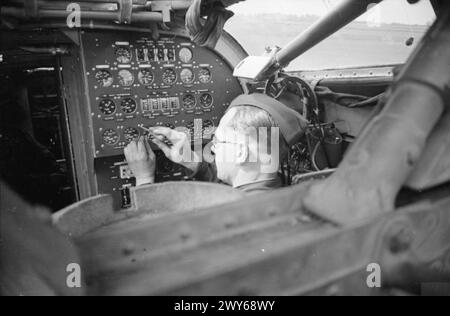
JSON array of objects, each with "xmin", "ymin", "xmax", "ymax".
[
  {"xmin": 118, "ymin": 70, "xmax": 135, "ymax": 87},
  {"xmin": 95, "ymin": 70, "xmax": 114, "ymax": 88},
  {"xmin": 99, "ymin": 99, "xmax": 116, "ymax": 115},
  {"xmin": 180, "ymin": 68, "xmax": 195, "ymax": 84},
  {"xmin": 198, "ymin": 68, "xmax": 212, "ymax": 83},
  {"xmin": 116, "ymin": 47, "xmax": 132, "ymax": 64},
  {"xmin": 182, "ymin": 94, "xmax": 196, "ymax": 110},
  {"xmin": 103, "ymin": 129, "xmax": 120, "ymax": 145},
  {"xmin": 200, "ymin": 93, "xmax": 213, "ymax": 109},
  {"xmin": 121, "ymin": 98, "xmax": 137, "ymax": 114},
  {"xmin": 162, "ymin": 68, "xmax": 177, "ymax": 86},
  {"xmin": 124, "ymin": 127, "xmax": 140, "ymax": 143},
  {"xmin": 138, "ymin": 69, "xmax": 155, "ymax": 85},
  {"xmin": 179, "ymin": 48, "xmax": 193, "ymax": 63}
]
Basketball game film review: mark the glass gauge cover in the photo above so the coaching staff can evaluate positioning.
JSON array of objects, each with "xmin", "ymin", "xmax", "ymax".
[
  {"xmin": 121, "ymin": 98, "xmax": 137, "ymax": 114},
  {"xmin": 200, "ymin": 93, "xmax": 213, "ymax": 108},
  {"xmin": 198, "ymin": 68, "xmax": 212, "ymax": 83},
  {"xmin": 103, "ymin": 129, "xmax": 120, "ymax": 145},
  {"xmin": 124, "ymin": 127, "xmax": 140, "ymax": 143},
  {"xmin": 179, "ymin": 48, "xmax": 193, "ymax": 63},
  {"xmin": 162, "ymin": 68, "xmax": 177, "ymax": 85},
  {"xmin": 182, "ymin": 94, "xmax": 196, "ymax": 110},
  {"xmin": 138, "ymin": 69, "xmax": 155, "ymax": 85},
  {"xmin": 180, "ymin": 68, "xmax": 195, "ymax": 84},
  {"xmin": 99, "ymin": 99, "xmax": 116, "ymax": 115},
  {"xmin": 116, "ymin": 47, "xmax": 132, "ymax": 64},
  {"xmin": 95, "ymin": 70, "xmax": 114, "ymax": 88},
  {"xmin": 118, "ymin": 70, "xmax": 135, "ymax": 87}
]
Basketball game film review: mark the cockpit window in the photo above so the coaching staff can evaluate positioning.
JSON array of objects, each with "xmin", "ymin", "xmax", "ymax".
[{"xmin": 225, "ymin": 0, "xmax": 436, "ymax": 71}]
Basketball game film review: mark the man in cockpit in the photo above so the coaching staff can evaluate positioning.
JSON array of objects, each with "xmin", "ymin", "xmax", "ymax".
[{"xmin": 124, "ymin": 94, "xmax": 307, "ymax": 194}]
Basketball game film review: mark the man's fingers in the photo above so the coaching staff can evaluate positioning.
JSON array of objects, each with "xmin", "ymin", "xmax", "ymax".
[
  {"xmin": 137, "ymin": 137, "xmax": 146, "ymax": 153},
  {"xmin": 151, "ymin": 127, "xmax": 180, "ymax": 141},
  {"xmin": 124, "ymin": 142, "xmax": 134, "ymax": 157},
  {"xmin": 152, "ymin": 134, "xmax": 166, "ymax": 142},
  {"xmin": 144, "ymin": 137, "xmax": 155, "ymax": 158}
]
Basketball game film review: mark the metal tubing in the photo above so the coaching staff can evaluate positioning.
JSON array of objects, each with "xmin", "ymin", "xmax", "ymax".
[
  {"xmin": 303, "ymin": 7, "xmax": 450, "ymax": 225},
  {"xmin": 276, "ymin": 0, "xmax": 383, "ymax": 68}
]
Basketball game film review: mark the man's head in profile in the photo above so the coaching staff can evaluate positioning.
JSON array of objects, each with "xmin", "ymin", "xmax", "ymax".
[{"xmin": 211, "ymin": 105, "xmax": 288, "ymax": 186}]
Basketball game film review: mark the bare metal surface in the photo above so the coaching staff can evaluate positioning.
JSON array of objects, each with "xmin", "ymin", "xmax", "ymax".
[
  {"xmin": 131, "ymin": 181, "xmax": 245, "ymax": 214},
  {"xmin": 52, "ymin": 195, "xmax": 116, "ymax": 238},
  {"xmin": 73, "ymin": 184, "xmax": 450, "ymax": 296},
  {"xmin": 53, "ymin": 182, "xmax": 244, "ymax": 238}
]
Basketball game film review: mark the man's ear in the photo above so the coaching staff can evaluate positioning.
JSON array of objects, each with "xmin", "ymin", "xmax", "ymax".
[{"xmin": 236, "ymin": 143, "xmax": 249, "ymax": 165}]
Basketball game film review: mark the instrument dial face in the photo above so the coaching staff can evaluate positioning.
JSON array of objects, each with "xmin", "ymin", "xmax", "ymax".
[
  {"xmin": 121, "ymin": 98, "xmax": 137, "ymax": 114},
  {"xmin": 99, "ymin": 99, "xmax": 116, "ymax": 115},
  {"xmin": 118, "ymin": 70, "xmax": 135, "ymax": 87},
  {"xmin": 179, "ymin": 48, "xmax": 193, "ymax": 63},
  {"xmin": 200, "ymin": 93, "xmax": 213, "ymax": 109},
  {"xmin": 138, "ymin": 69, "xmax": 155, "ymax": 85},
  {"xmin": 180, "ymin": 68, "xmax": 195, "ymax": 84},
  {"xmin": 182, "ymin": 94, "xmax": 196, "ymax": 110},
  {"xmin": 95, "ymin": 70, "xmax": 114, "ymax": 88},
  {"xmin": 116, "ymin": 47, "xmax": 132, "ymax": 64},
  {"xmin": 103, "ymin": 129, "xmax": 120, "ymax": 145},
  {"xmin": 124, "ymin": 127, "xmax": 140, "ymax": 143},
  {"xmin": 162, "ymin": 68, "xmax": 177, "ymax": 85},
  {"xmin": 198, "ymin": 68, "xmax": 212, "ymax": 83}
]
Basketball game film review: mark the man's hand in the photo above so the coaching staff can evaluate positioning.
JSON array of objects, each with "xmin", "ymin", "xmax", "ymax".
[
  {"xmin": 124, "ymin": 136, "xmax": 156, "ymax": 186},
  {"xmin": 149, "ymin": 127, "xmax": 201, "ymax": 173}
]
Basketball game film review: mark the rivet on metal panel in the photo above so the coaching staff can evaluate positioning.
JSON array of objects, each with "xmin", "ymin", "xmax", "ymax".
[
  {"xmin": 325, "ymin": 284, "xmax": 342, "ymax": 296},
  {"xmin": 122, "ymin": 243, "xmax": 136, "ymax": 256},
  {"xmin": 237, "ymin": 287, "xmax": 258, "ymax": 296},
  {"xmin": 224, "ymin": 220, "xmax": 236, "ymax": 229},
  {"xmin": 180, "ymin": 231, "xmax": 191, "ymax": 241}
]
